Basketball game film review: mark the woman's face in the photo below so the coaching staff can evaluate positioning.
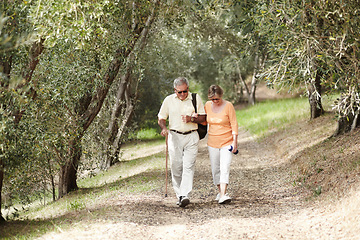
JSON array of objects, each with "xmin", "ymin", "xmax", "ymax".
[{"xmin": 209, "ymin": 94, "xmax": 222, "ymax": 106}]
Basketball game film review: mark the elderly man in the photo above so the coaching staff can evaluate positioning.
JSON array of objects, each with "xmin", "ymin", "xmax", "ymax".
[{"xmin": 158, "ymin": 77, "xmax": 206, "ymax": 207}]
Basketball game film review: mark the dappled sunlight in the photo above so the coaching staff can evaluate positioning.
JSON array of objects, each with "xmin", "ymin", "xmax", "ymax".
[{"xmin": 2, "ymin": 104, "xmax": 359, "ymax": 239}]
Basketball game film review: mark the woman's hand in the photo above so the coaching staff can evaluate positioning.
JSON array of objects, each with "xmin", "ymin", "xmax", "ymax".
[{"xmin": 232, "ymin": 135, "xmax": 238, "ymax": 153}]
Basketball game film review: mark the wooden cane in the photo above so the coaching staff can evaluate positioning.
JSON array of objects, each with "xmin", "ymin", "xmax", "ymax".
[{"xmin": 165, "ymin": 134, "xmax": 169, "ymax": 197}]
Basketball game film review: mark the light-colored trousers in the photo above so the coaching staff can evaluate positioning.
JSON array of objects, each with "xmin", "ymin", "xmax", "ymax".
[
  {"xmin": 208, "ymin": 145, "xmax": 233, "ymax": 185},
  {"xmin": 168, "ymin": 131, "xmax": 199, "ymax": 198}
]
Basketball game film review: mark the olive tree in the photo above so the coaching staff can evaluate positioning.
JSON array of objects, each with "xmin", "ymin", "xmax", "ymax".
[
  {"xmin": 260, "ymin": 0, "xmax": 359, "ymax": 131},
  {"xmin": 0, "ymin": 0, "xmax": 44, "ymax": 222},
  {"xmin": 29, "ymin": 0, "xmax": 161, "ymax": 198}
]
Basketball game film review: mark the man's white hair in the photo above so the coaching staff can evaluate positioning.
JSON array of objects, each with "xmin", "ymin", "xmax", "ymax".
[{"xmin": 173, "ymin": 77, "xmax": 189, "ymax": 88}]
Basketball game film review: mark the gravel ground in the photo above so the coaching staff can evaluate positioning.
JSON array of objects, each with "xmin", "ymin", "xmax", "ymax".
[{"xmin": 38, "ymin": 124, "xmax": 360, "ymax": 240}]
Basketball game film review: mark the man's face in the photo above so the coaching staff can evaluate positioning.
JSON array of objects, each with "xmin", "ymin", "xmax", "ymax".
[{"xmin": 174, "ymin": 83, "xmax": 189, "ymax": 101}]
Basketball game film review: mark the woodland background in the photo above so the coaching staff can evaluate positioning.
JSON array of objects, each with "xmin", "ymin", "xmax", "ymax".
[{"xmin": 1, "ymin": 0, "xmax": 359, "ymax": 223}]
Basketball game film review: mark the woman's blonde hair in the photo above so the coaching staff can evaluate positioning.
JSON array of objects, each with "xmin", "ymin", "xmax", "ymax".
[{"xmin": 208, "ymin": 85, "xmax": 223, "ymax": 99}]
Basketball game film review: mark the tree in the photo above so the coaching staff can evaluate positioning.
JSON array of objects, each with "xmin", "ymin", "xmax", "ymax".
[
  {"xmin": 247, "ymin": 0, "xmax": 325, "ymax": 118},
  {"xmin": 0, "ymin": 0, "xmax": 44, "ymax": 222},
  {"xmin": 182, "ymin": 1, "xmax": 269, "ymax": 105},
  {"xmin": 28, "ymin": 0, "xmax": 161, "ymax": 197},
  {"xmin": 263, "ymin": 0, "xmax": 359, "ymax": 130},
  {"xmin": 103, "ymin": 3, "xmax": 159, "ymax": 168},
  {"xmin": 257, "ymin": 0, "xmax": 357, "ymax": 127}
]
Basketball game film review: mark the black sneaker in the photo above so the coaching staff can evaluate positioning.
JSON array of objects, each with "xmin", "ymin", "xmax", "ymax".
[{"xmin": 179, "ymin": 196, "xmax": 190, "ymax": 208}]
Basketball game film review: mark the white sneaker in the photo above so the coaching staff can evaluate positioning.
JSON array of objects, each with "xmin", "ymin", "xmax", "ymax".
[
  {"xmin": 215, "ymin": 193, "xmax": 220, "ymax": 201},
  {"xmin": 218, "ymin": 194, "xmax": 231, "ymax": 204}
]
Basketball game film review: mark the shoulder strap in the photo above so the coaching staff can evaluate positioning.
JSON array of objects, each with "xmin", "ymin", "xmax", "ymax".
[{"xmin": 191, "ymin": 93, "xmax": 197, "ymax": 113}]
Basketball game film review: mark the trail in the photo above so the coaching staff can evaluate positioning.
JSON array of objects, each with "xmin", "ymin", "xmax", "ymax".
[{"xmin": 39, "ymin": 126, "xmax": 360, "ymax": 240}]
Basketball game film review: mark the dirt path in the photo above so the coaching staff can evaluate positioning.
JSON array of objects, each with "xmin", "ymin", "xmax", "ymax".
[{"xmin": 39, "ymin": 127, "xmax": 359, "ymax": 240}]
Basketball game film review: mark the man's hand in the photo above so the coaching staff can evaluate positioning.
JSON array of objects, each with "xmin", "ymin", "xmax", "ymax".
[
  {"xmin": 158, "ymin": 119, "xmax": 168, "ymax": 137},
  {"xmin": 181, "ymin": 113, "xmax": 206, "ymax": 123},
  {"xmin": 160, "ymin": 128, "xmax": 168, "ymax": 137},
  {"xmin": 181, "ymin": 114, "xmax": 194, "ymax": 123}
]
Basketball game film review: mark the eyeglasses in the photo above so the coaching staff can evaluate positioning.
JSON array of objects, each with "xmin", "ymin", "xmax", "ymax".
[
  {"xmin": 210, "ymin": 98, "xmax": 220, "ymax": 101},
  {"xmin": 176, "ymin": 90, "xmax": 188, "ymax": 94}
]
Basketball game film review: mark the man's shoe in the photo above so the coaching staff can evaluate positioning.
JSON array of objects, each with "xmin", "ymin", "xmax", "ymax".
[
  {"xmin": 179, "ymin": 196, "xmax": 190, "ymax": 208},
  {"xmin": 176, "ymin": 196, "xmax": 183, "ymax": 205},
  {"xmin": 218, "ymin": 195, "xmax": 231, "ymax": 204}
]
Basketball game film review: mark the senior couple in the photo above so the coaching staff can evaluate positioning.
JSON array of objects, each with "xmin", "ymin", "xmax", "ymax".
[{"xmin": 158, "ymin": 77, "xmax": 238, "ymax": 208}]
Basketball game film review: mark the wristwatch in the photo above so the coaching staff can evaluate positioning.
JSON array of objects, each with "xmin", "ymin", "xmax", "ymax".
[{"xmin": 191, "ymin": 117, "xmax": 195, "ymax": 122}]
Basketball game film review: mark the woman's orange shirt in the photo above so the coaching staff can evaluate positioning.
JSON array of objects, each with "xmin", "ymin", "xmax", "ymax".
[{"xmin": 205, "ymin": 101, "xmax": 238, "ymax": 148}]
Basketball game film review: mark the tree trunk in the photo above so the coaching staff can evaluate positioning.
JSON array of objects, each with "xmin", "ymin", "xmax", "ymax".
[
  {"xmin": 248, "ymin": 71, "xmax": 257, "ymax": 106},
  {"xmin": 104, "ymin": 84, "xmax": 126, "ymax": 168},
  {"xmin": 248, "ymin": 39, "xmax": 260, "ymax": 106},
  {"xmin": 103, "ymin": 3, "xmax": 158, "ymax": 169},
  {"xmin": 104, "ymin": 77, "xmax": 137, "ymax": 168},
  {"xmin": 234, "ymin": 60, "xmax": 248, "ymax": 103},
  {"xmin": 57, "ymin": 89, "xmax": 91, "ymax": 198},
  {"xmin": 236, "ymin": 36, "xmax": 266, "ymax": 106},
  {"xmin": 0, "ymin": 159, "xmax": 5, "ymax": 223},
  {"xmin": 0, "ymin": 54, "xmax": 12, "ymax": 87},
  {"xmin": 235, "ymin": 57, "xmax": 257, "ymax": 105},
  {"xmin": 47, "ymin": 157, "xmax": 56, "ymax": 202},
  {"xmin": 308, "ymin": 70, "xmax": 324, "ymax": 119},
  {"xmin": 110, "ymin": 86, "xmax": 136, "ymax": 168},
  {"xmin": 0, "ymin": 53, "xmax": 11, "ymax": 223},
  {"xmin": 58, "ymin": 139, "xmax": 81, "ymax": 198},
  {"xmin": 333, "ymin": 109, "xmax": 359, "ymax": 136},
  {"xmin": 14, "ymin": 39, "xmax": 45, "ymax": 124}
]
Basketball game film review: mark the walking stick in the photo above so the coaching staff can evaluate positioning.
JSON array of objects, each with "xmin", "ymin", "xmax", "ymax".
[{"xmin": 165, "ymin": 134, "xmax": 169, "ymax": 197}]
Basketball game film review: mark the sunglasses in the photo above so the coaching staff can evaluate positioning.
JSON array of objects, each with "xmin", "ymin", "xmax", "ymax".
[
  {"xmin": 210, "ymin": 98, "xmax": 220, "ymax": 101},
  {"xmin": 176, "ymin": 90, "xmax": 188, "ymax": 94}
]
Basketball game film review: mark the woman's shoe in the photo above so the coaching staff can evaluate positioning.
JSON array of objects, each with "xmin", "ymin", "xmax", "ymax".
[
  {"xmin": 218, "ymin": 194, "xmax": 231, "ymax": 204},
  {"xmin": 215, "ymin": 193, "xmax": 220, "ymax": 201}
]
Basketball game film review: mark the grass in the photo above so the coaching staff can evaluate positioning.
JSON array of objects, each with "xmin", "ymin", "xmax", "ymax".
[
  {"xmin": 236, "ymin": 94, "xmax": 339, "ymax": 138},
  {"xmin": 78, "ymin": 152, "xmax": 164, "ymax": 189},
  {"xmin": 1, "ymin": 152, "xmax": 166, "ymax": 239},
  {"xmin": 236, "ymin": 97, "xmax": 309, "ymax": 137},
  {"xmin": 133, "ymin": 128, "xmax": 163, "ymax": 141}
]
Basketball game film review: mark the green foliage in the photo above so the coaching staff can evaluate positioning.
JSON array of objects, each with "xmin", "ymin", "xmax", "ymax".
[
  {"xmin": 0, "ymin": 1, "xmax": 36, "ymax": 51},
  {"xmin": 1, "ymin": 6, "xmax": 51, "ymax": 208},
  {"xmin": 135, "ymin": 128, "xmax": 162, "ymax": 141}
]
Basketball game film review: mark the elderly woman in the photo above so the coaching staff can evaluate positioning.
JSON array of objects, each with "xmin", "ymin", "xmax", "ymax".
[{"xmin": 205, "ymin": 85, "xmax": 238, "ymax": 204}]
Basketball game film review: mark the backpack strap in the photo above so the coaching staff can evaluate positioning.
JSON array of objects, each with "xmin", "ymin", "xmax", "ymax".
[{"xmin": 191, "ymin": 93, "xmax": 197, "ymax": 114}]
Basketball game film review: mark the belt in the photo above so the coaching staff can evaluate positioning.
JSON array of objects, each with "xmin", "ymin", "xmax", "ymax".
[{"xmin": 170, "ymin": 129, "xmax": 197, "ymax": 135}]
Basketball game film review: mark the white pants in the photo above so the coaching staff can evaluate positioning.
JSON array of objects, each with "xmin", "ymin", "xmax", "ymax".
[
  {"xmin": 208, "ymin": 145, "xmax": 232, "ymax": 185},
  {"xmin": 168, "ymin": 131, "xmax": 199, "ymax": 198}
]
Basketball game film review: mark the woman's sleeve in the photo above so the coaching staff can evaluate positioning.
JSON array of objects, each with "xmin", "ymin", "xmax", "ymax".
[{"xmin": 228, "ymin": 102, "xmax": 238, "ymax": 135}]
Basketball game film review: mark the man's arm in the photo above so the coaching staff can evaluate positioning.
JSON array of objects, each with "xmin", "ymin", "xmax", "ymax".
[
  {"xmin": 192, "ymin": 114, "xmax": 206, "ymax": 123},
  {"xmin": 158, "ymin": 118, "xmax": 168, "ymax": 136},
  {"xmin": 183, "ymin": 114, "xmax": 207, "ymax": 124}
]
